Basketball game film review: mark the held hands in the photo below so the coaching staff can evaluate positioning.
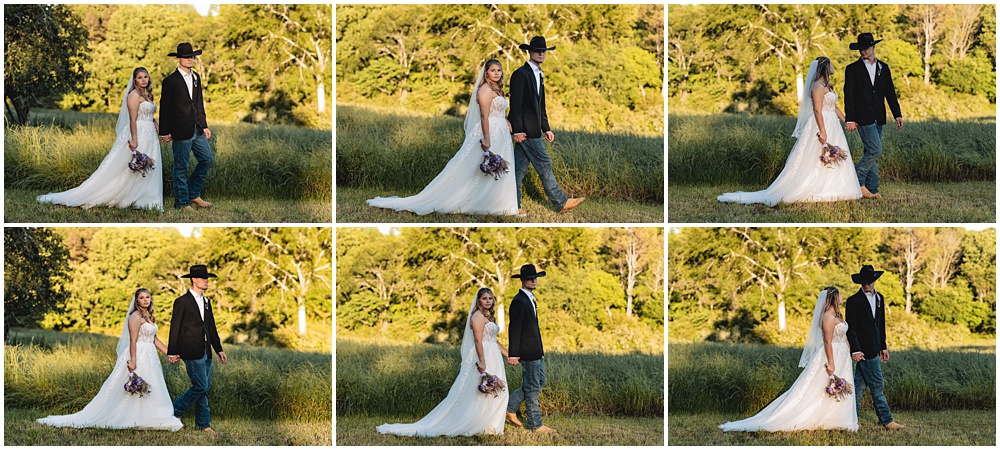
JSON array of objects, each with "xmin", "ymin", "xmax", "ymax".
[
  {"xmin": 168, "ymin": 355, "xmax": 180, "ymax": 364},
  {"xmin": 851, "ymin": 352, "xmax": 865, "ymax": 362},
  {"xmin": 508, "ymin": 357, "xmax": 519, "ymax": 365},
  {"xmin": 159, "ymin": 134, "xmax": 172, "ymax": 143},
  {"xmin": 513, "ymin": 133, "xmax": 527, "ymax": 143},
  {"xmin": 845, "ymin": 122, "xmax": 858, "ymax": 132}
]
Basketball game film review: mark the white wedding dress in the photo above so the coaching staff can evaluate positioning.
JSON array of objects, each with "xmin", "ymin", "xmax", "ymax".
[
  {"xmin": 719, "ymin": 321, "xmax": 858, "ymax": 432},
  {"xmin": 37, "ymin": 322, "xmax": 182, "ymax": 431},
  {"xmin": 367, "ymin": 95, "xmax": 518, "ymax": 216},
  {"xmin": 37, "ymin": 100, "xmax": 163, "ymax": 210},
  {"xmin": 717, "ymin": 91, "xmax": 863, "ymax": 206},
  {"xmin": 377, "ymin": 321, "xmax": 508, "ymax": 436}
]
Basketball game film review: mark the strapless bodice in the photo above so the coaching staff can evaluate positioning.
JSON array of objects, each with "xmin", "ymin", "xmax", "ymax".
[
  {"xmin": 821, "ymin": 91, "xmax": 838, "ymax": 112},
  {"xmin": 488, "ymin": 96, "xmax": 508, "ymax": 119},
  {"xmin": 483, "ymin": 321, "xmax": 500, "ymax": 342},
  {"xmin": 137, "ymin": 101, "xmax": 157, "ymax": 122},
  {"xmin": 137, "ymin": 322, "xmax": 158, "ymax": 344}
]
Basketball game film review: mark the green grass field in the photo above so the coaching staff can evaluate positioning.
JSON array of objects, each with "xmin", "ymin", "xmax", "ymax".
[
  {"xmin": 336, "ymin": 104, "xmax": 663, "ymax": 222},
  {"xmin": 668, "ymin": 409, "xmax": 994, "ymax": 446},
  {"xmin": 5, "ymin": 109, "xmax": 331, "ymax": 223},
  {"xmin": 338, "ymin": 413, "xmax": 663, "ymax": 446},
  {"xmin": 668, "ymin": 181, "xmax": 995, "ymax": 223},
  {"xmin": 5, "ymin": 328, "xmax": 331, "ymax": 445},
  {"xmin": 5, "ymin": 407, "xmax": 331, "ymax": 446},
  {"xmin": 338, "ymin": 186, "xmax": 663, "ymax": 223}
]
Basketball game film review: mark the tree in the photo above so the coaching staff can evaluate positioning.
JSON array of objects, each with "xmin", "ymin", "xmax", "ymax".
[
  {"xmin": 3, "ymin": 228, "xmax": 71, "ymax": 341},
  {"xmin": 4, "ymin": 4, "xmax": 89, "ymax": 125},
  {"xmin": 886, "ymin": 228, "xmax": 929, "ymax": 313},
  {"xmin": 944, "ymin": 4, "xmax": 980, "ymax": 59},
  {"xmin": 910, "ymin": 4, "xmax": 945, "ymax": 85},
  {"xmin": 926, "ymin": 228, "xmax": 963, "ymax": 289},
  {"xmin": 749, "ymin": 4, "xmax": 834, "ymax": 102},
  {"xmin": 607, "ymin": 228, "xmax": 660, "ymax": 317}
]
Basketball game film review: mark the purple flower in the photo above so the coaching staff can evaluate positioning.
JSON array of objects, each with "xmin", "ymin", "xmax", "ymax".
[
  {"xmin": 478, "ymin": 151, "xmax": 510, "ymax": 180},
  {"xmin": 128, "ymin": 151, "xmax": 156, "ymax": 177},
  {"xmin": 124, "ymin": 372, "xmax": 151, "ymax": 397}
]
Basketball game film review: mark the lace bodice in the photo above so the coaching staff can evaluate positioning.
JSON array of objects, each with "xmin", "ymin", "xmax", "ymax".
[
  {"xmin": 137, "ymin": 322, "xmax": 158, "ymax": 344},
  {"xmin": 483, "ymin": 321, "xmax": 500, "ymax": 342},
  {"xmin": 488, "ymin": 96, "xmax": 508, "ymax": 119},
  {"xmin": 137, "ymin": 101, "xmax": 157, "ymax": 122},
  {"xmin": 832, "ymin": 321, "xmax": 848, "ymax": 344},
  {"xmin": 821, "ymin": 91, "xmax": 838, "ymax": 112}
]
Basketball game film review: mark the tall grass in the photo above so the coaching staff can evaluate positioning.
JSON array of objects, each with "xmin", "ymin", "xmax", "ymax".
[
  {"xmin": 337, "ymin": 104, "xmax": 663, "ymax": 203},
  {"xmin": 4, "ymin": 328, "xmax": 331, "ymax": 421},
  {"xmin": 5, "ymin": 109, "xmax": 332, "ymax": 200},
  {"xmin": 668, "ymin": 342, "xmax": 994, "ymax": 414},
  {"xmin": 336, "ymin": 337, "xmax": 663, "ymax": 417},
  {"xmin": 668, "ymin": 114, "xmax": 995, "ymax": 185}
]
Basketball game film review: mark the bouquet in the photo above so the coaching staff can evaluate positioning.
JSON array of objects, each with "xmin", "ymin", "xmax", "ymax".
[
  {"xmin": 124, "ymin": 371, "xmax": 150, "ymax": 397},
  {"xmin": 820, "ymin": 143, "xmax": 849, "ymax": 167},
  {"xmin": 477, "ymin": 371, "xmax": 506, "ymax": 398},
  {"xmin": 479, "ymin": 149, "xmax": 510, "ymax": 180},
  {"xmin": 825, "ymin": 374, "xmax": 853, "ymax": 402},
  {"xmin": 128, "ymin": 150, "xmax": 156, "ymax": 177}
]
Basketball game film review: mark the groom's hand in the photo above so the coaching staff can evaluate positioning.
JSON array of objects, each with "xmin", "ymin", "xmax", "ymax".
[
  {"xmin": 845, "ymin": 122, "xmax": 857, "ymax": 132},
  {"xmin": 168, "ymin": 355, "xmax": 180, "ymax": 364},
  {"xmin": 218, "ymin": 351, "xmax": 228, "ymax": 364},
  {"xmin": 894, "ymin": 117, "xmax": 903, "ymax": 130},
  {"xmin": 851, "ymin": 352, "xmax": 865, "ymax": 361},
  {"xmin": 544, "ymin": 131, "xmax": 554, "ymax": 142},
  {"xmin": 513, "ymin": 133, "xmax": 527, "ymax": 143},
  {"xmin": 203, "ymin": 128, "xmax": 212, "ymax": 139},
  {"xmin": 880, "ymin": 349, "xmax": 889, "ymax": 362},
  {"xmin": 159, "ymin": 134, "xmax": 172, "ymax": 143},
  {"xmin": 508, "ymin": 357, "xmax": 519, "ymax": 365}
]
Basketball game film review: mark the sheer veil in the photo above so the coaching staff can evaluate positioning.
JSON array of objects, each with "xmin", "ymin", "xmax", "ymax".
[
  {"xmin": 114, "ymin": 292, "xmax": 139, "ymax": 358},
  {"xmin": 458, "ymin": 291, "xmax": 479, "ymax": 368},
  {"xmin": 463, "ymin": 64, "xmax": 488, "ymax": 138},
  {"xmin": 798, "ymin": 288, "xmax": 829, "ymax": 368},
  {"xmin": 791, "ymin": 59, "xmax": 820, "ymax": 139},
  {"xmin": 114, "ymin": 74, "xmax": 137, "ymax": 144}
]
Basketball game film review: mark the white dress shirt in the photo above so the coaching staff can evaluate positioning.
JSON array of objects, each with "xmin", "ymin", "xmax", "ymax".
[
  {"xmin": 863, "ymin": 58, "xmax": 877, "ymax": 86},
  {"xmin": 527, "ymin": 60, "xmax": 542, "ymax": 95},
  {"xmin": 179, "ymin": 68, "xmax": 195, "ymax": 99},
  {"xmin": 864, "ymin": 289, "xmax": 877, "ymax": 318},
  {"xmin": 520, "ymin": 288, "xmax": 537, "ymax": 314},
  {"xmin": 190, "ymin": 289, "xmax": 206, "ymax": 320}
]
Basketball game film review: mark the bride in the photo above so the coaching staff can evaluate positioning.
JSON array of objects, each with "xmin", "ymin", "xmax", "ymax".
[
  {"xmin": 367, "ymin": 59, "xmax": 519, "ymax": 216},
  {"xmin": 377, "ymin": 288, "xmax": 510, "ymax": 436},
  {"xmin": 37, "ymin": 67, "xmax": 163, "ymax": 211},
  {"xmin": 718, "ymin": 57, "xmax": 863, "ymax": 206},
  {"xmin": 720, "ymin": 286, "xmax": 858, "ymax": 432},
  {"xmin": 37, "ymin": 288, "xmax": 182, "ymax": 431}
]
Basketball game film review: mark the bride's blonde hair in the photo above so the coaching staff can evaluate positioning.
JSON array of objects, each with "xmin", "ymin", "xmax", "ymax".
[
  {"xmin": 813, "ymin": 57, "xmax": 833, "ymax": 88},
  {"xmin": 823, "ymin": 286, "xmax": 843, "ymax": 322},
  {"xmin": 479, "ymin": 59, "xmax": 505, "ymax": 96}
]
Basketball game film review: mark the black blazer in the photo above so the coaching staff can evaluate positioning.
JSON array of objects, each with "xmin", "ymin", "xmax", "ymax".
[
  {"xmin": 843, "ymin": 58, "xmax": 902, "ymax": 127},
  {"xmin": 507, "ymin": 62, "xmax": 550, "ymax": 139},
  {"xmin": 159, "ymin": 68, "xmax": 208, "ymax": 141},
  {"xmin": 845, "ymin": 288, "xmax": 887, "ymax": 360},
  {"xmin": 507, "ymin": 289, "xmax": 544, "ymax": 362},
  {"xmin": 167, "ymin": 291, "xmax": 223, "ymax": 361}
]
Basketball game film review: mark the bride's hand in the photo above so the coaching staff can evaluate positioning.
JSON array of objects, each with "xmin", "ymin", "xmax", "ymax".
[
  {"xmin": 480, "ymin": 139, "xmax": 490, "ymax": 151},
  {"xmin": 817, "ymin": 130, "xmax": 827, "ymax": 145},
  {"xmin": 825, "ymin": 363, "xmax": 834, "ymax": 376},
  {"xmin": 128, "ymin": 140, "xmax": 138, "ymax": 151},
  {"xmin": 127, "ymin": 360, "xmax": 136, "ymax": 373}
]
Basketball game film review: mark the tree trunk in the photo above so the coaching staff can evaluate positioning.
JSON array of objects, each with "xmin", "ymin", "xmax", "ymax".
[
  {"xmin": 796, "ymin": 71, "xmax": 804, "ymax": 102},
  {"xmin": 777, "ymin": 296, "xmax": 786, "ymax": 331},
  {"xmin": 8, "ymin": 96, "xmax": 30, "ymax": 126},
  {"xmin": 316, "ymin": 78, "xmax": 326, "ymax": 114}
]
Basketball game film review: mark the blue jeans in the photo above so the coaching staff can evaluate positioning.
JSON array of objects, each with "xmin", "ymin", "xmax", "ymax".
[
  {"xmin": 507, "ymin": 357, "xmax": 547, "ymax": 430},
  {"xmin": 514, "ymin": 138, "xmax": 568, "ymax": 210},
  {"xmin": 174, "ymin": 348, "xmax": 213, "ymax": 429},
  {"xmin": 855, "ymin": 357, "xmax": 894, "ymax": 425},
  {"xmin": 172, "ymin": 131, "xmax": 213, "ymax": 208},
  {"xmin": 854, "ymin": 123, "xmax": 884, "ymax": 194}
]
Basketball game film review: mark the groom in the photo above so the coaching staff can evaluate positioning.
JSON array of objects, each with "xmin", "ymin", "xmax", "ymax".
[
  {"xmin": 167, "ymin": 264, "xmax": 227, "ymax": 433},
  {"xmin": 844, "ymin": 265, "xmax": 904, "ymax": 430},
  {"xmin": 844, "ymin": 33, "xmax": 903, "ymax": 200},
  {"xmin": 505, "ymin": 264, "xmax": 555, "ymax": 433},
  {"xmin": 508, "ymin": 36, "xmax": 584, "ymax": 216},
  {"xmin": 159, "ymin": 42, "xmax": 214, "ymax": 211}
]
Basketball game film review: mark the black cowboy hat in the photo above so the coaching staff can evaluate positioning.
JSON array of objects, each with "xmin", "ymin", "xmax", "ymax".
[
  {"xmin": 849, "ymin": 33, "xmax": 883, "ymax": 51},
  {"xmin": 512, "ymin": 263, "xmax": 546, "ymax": 279},
  {"xmin": 180, "ymin": 264, "xmax": 217, "ymax": 279},
  {"xmin": 168, "ymin": 42, "xmax": 203, "ymax": 58},
  {"xmin": 519, "ymin": 36, "xmax": 555, "ymax": 52},
  {"xmin": 851, "ymin": 264, "xmax": 884, "ymax": 284}
]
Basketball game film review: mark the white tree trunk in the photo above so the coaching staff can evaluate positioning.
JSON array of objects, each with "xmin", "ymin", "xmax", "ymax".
[
  {"xmin": 317, "ymin": 81, "xmax": 326, "ymax": 114},
  {"xmin": 298, "ymin": 304, "xmax": 307, "ymax": 335},
  {"xmin": 778, "ymin": 300, "xmax": 787, "ymax": 331},
  {"xmin": 796, "ymin": 72, "xmax": 804, "ymax": 102}
]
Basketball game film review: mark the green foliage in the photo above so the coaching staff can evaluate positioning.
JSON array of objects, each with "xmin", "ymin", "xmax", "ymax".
[
  {"xmin": 29, "ymin": 4, "xmax": 331, "ymax": 127},
  {"xmin": 3, "ymin": 4, "xmax": 89, "ymax": 125},
  {"xmin": 6, "ymin": 227, "xmax": 332, "ymax": 351},
  {"xmin": 3, "ymin": 228, "xmax": 71, "ymax": 338},
  {"xmin": 337, "ymin": 227, "xmax": 663, "ymax": 354},
  {"xmin": 336, "ymin": 4, "xmax": 663, "ymax": 134},
  {"xmin": 668, "ymin": 341, "xmax": 995, "ymax": 414},
  {"xmin": 668, "ymin": 114, "xmax": 995, "ymax": 185},
  {"xmin": 4, "ymin": 109, "xmax": 332, "ymax": 201},
  {"xmin": 336, "ymin": 337, "xmax": 663, "ymax": 417},
  {"xmin": 337, "ymin": 105, "xmax": 663, "ymax": 203},
  {"xmin": 668, "ymin": 4, "xmax": 996, "ymax": 119},
  {"xmin": 669, "ymin": 227, "xmax": 997, "ymax": 343},
  {"xmin": 5, "ymin": 328, "xmax": 331, "ymax": 422}
]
